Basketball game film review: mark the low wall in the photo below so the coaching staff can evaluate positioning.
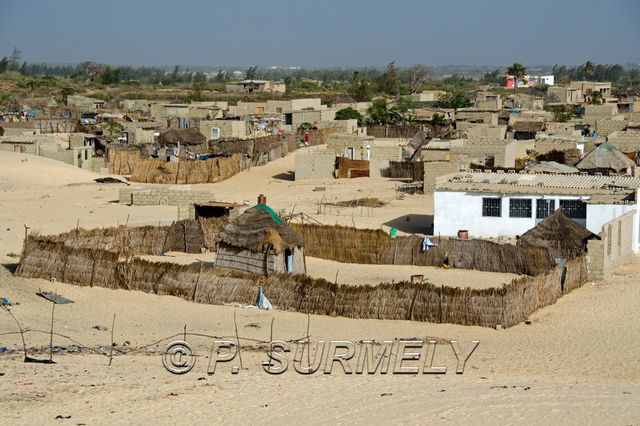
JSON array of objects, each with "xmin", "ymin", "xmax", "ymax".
[
  {"xmin": 295, "ymin": 149, "xmax": 336, "ymax": 180},
  {"xmin": 119, "ymin": 186, "xmax": 215, "ymax": 206},
  {"xmin": 587, "ymin": 210, "xmax": 636, "ymax": 280}
]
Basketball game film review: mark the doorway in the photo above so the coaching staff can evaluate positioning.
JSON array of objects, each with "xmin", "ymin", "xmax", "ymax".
[{"xmin": 285, "ymin": 249, "xmax": 293, "ymax": 273}]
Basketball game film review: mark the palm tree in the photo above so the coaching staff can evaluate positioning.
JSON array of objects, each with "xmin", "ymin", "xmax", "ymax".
[
  {"xmin": 584, "ymin": 61, "xmax": 595, "ymax": 80},
  {"xmin": 507, "ymin": 63, "xmax": 527, "ymax": 92}
]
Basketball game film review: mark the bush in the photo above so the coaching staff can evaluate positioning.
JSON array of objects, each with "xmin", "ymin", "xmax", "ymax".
[{"xmin": 335, "ymin": 107, "xmax": 363, "ymax": 125}]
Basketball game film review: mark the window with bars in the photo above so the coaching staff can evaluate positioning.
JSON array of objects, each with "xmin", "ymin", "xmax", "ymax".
[
  {"xmin": 536, "ymin": 199, "xmax": 555, "ymax": 219},
  {"xmin": 559, "ymin": 200, "xmax": 587, "ymax": 219},
  {"xmin": 509, "ymin": 199, "xmax": 532, "ymax": 218},
  {"xmin": 482, "ymin": 198, "xmax": 502, "ymax": 217}
]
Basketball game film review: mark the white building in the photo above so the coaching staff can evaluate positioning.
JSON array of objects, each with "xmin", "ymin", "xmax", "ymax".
[
  {"xmin": 538, "ymin": 75, "xmax": 555, "ymax": 86},
  {"xmin": 433, "ymin": 172, "xmax": 640, "ymax": 252}
]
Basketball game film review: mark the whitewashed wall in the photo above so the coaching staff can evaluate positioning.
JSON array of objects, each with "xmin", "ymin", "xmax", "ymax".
[{"xmin": 433, "ymin": 190, "xmax": 638, "ymax": 241}]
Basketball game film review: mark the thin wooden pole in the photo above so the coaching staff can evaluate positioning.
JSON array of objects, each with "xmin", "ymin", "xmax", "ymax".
[
  {"xmin": 3, "ymin": 306, "xmax": 28, "ymax": 360},
  {"xmin": 233, "ymin": 311, "xmax": 243, "ymax": 369},
  {"xmin": 306, "ymin": 313, "xmax": 311, "ymax": 366},
  {"xmin": 108, "ymin": 313, "xmax": 116, "ymax": 366},
  {"xmin": 49, "ymin": 290, "xmax": 57, "ymax": 362}
]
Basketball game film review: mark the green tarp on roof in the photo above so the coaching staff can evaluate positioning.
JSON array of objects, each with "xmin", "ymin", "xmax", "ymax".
[{"xmin": 252, "ymin": 203, "xmax": 283, "ymax": 225}]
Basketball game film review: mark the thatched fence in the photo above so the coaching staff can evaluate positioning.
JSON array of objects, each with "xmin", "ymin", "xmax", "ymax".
[
  {"xmin": 16, "ymin": 229, "xmax": 589, "ymax": 328},
  {"xmin": 130, "ymin": 154, "xmax": 250, "ymax": 184},
  {"xmin": 384, "ymin": 161, "xmax": 425, "ymax": 182},
  {"xmin": 291, "ymin": 224, "xmax": 554, "ymax": 276},
  {"xmin": 366, "ymin": 124, "xmax": 422, "ymax": 139},
  {"xmin": 108, "ymin": 149, "xmax": 141, "ymax": 175},
  {"xmin": 44, "ymin": 218, "xmax": 225, "ymax": 256}
]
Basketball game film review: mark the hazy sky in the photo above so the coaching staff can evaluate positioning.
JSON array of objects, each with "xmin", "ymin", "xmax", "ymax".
[{"xmin": 1, "ymin": 0, "xmax": 638, "ymax": 67}]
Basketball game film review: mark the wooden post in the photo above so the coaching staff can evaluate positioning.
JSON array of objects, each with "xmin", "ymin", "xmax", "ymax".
[
  {"xmin": 306, "ymin": 313, "xmax": 311, "ymax": 367},
  {"xmin": 108, "ymin": 313, "xmax": 116, "ymax": 366},
  {"xmin": 233, "ymin": 311, "xmax": 243, "ymax": 369},
  {"xmin": 49, "ymin": 290, "xmax": 57, "ymax": 362},
  {"xmin": 182, "ymin": 222, "xmax": 187, "ymax": 252}
]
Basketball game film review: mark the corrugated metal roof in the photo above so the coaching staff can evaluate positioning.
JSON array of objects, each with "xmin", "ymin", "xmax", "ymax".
[{"xmin": 436, "ymin": 171, "xmax": 640, "ymax": 195}]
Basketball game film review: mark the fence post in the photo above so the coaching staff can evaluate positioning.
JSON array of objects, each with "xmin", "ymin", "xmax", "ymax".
[{"xmin": 439, "ymin": 286, "xmax": 443, "ymax": 323}]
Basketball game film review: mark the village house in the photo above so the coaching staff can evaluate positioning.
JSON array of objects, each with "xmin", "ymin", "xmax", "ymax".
[
  {"xmin": 408, "ymin": 90, "xmax": 447, "ymax": 103},
  {"xmin": 225, "ymin": 80, "xmax": 286, "ymax": 94},
  {"xmin": 475, "ymin": 92, "xmax": 502, "ymax": 109},
  {"xmin": 149, "ymin": 101, "xmax": 227, "ymax": 128},
  {"xmin": 215, "ymin": 196, "xmax": 305, "ymax": 275},
  {"xmin": 433, "ymin": 171, "xmax": 640, "ymax": 251},
  {"xmin": 568, "ymin": 81, "xmax": 612, "ymax": 101},
  {"xmin": 547, "ymin": 85, "xmax": 583, "ymax": 105},
  {"xmin": 66, "ymin": 95, "xmax": 106, "ymax": 112}
]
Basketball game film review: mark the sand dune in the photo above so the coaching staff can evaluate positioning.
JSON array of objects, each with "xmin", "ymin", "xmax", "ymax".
[{"xmin": 0, "ymin": 151, "xmax": 99, "ymax": 187}]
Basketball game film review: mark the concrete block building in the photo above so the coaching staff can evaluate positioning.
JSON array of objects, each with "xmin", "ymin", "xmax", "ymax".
[{"xmin": 433, "ymin": 172, "xmax": 640, "ymax": 250}]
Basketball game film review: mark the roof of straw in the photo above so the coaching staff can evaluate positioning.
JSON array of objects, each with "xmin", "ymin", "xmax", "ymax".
[
  {"xmin": 575, "ymin": 142, "xmax": 635, "ymax": 172},
  {"xmin": 158, "ymin": 128, "xmax": 206, "ymax": 146},
  {"xmin": 517, "ymin": 209, "xmax": 597, "ymax": 259},
  {"xmin": 216, "ymin": 204, "xmax": 304, "ymax": 253},
  {"xmin": 513, "ymin": 121, "xmax": 545, "ymax": 132}
]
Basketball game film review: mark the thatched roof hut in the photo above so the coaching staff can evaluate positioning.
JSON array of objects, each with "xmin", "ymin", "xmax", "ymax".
[
  {"xmin": 216, "ymin": 202, "xmax": 305, "ymax": 275},
  {"xmin": 525, "ymin": 161, "xmax": 579, "ymax": 174},
  {"xmin": 158, "ymin": 128, "xmax": 206, "ymax": 146},
  {"xmin": 517, "ymin": 209, "xmax": 597, "ymax": 259},
  {"xmin": 217, "ymin": 204, "xmax": 304, "ymax": 254},
  {"xmin": 575, "ymin": 142, "xmax": 635, "ymax": 173}
]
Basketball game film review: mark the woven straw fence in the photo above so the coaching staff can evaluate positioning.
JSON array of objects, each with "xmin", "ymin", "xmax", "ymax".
[{"xmin": 16, "ymin": 235, "xmax": 588, "ymax": 328}]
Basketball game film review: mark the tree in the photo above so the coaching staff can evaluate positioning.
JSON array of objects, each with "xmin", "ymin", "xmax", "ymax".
[
  {"xmin": 99, "ymin": 66, "xmax": 121, "ymax": 84},
  {"xmin": 335, "ymin": 107, "xmax": 363, "ymax": 125},
  {"xmin": 81, "ymin": 61, "xmax": 101, "ymax": 83},
  {"xmin": 433, "ymin": 92, "xmax": 472, "ymax": 109},
  {"xmin": 583, "ymin": 61, "xmax": 595, "ymax": 80},
  {"xmin": 56, "ymin": 87, "xmax": 75, "ymax": 105},
  {"xmin": 9, "ymin": 47, "xmax": 22, "ymax": 71},
  {"xmin": 191, "ymin": 71, "xmax": 207, "ymax": 101},
  {"xmin": 553, "ymin": 110, "xmax": 572, "ymax": 123},
  {"xmin": 482, "ymin": 68, "xmax": 502, "ymax": 85},
  {"xmin": 431, "ymin": 113, "xmax": 447, "ymax": 126},
  {"xmin": 367, "ymin": 99, "xmax": 393, "ymax": 125},
  {"xmin": 347, "ymin": 71, "xmax": 371, "ymax": 102},
  {"xmin": 401, "ymin": 65, "xmax": 430, "ymax": 94},
  {"xmin": 245, "ymin": 65, "xmax": 259, "ymax": 80},
  {"xmin": 589, "ymin": 91, "xmax": 603, "ymax": 105},
  {"xmin": 102, "ymin": 121, "xmax": 124, "ymax": 142},
  {"xmin": 507, "ymin": 63, "xmax": 527, "ymax": 91},
  {"xmin": 375, "ymin": 61, "xmax": 399, "ymax": 96},
  {"xmin": 0, "ymin": 57, "xmax": 9, "ymax": 73},
  {"xmin": 390, "ymin": 97, "xmax": 416, "ymax": 124}
]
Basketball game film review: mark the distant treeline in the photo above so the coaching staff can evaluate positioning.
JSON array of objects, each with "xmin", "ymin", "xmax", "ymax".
[{"xmin": 1, "ymin": 47, "xmax": 639, "ymax": 93}]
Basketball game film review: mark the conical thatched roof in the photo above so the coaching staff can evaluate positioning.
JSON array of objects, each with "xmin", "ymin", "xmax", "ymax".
[
  {"xmin": 217, "ymin": 204, "xmax": 304, "ymax": 254},
  {"xmin": 575, "ymin": 142, "xmax": 635, "ymax": 172},
  {"xmin": 525, "ymin": 161, "xmax": 579, "ymax": 174},
  {"xmin": 517, "ymin": 209, "xmax": 597, "ymax": 259},
  {"xmin": 158, "ymin": 128, "xmax": 206, "ymax": 146}
]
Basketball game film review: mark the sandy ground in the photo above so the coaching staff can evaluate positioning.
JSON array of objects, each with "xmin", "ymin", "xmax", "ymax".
[
  {"xmin": 305, "ymin": 257, "xmax": 519, "ymax": 288},
  {"xmin": 1, "ymin": 150, "xmax": 639, "ymax": 424}
]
